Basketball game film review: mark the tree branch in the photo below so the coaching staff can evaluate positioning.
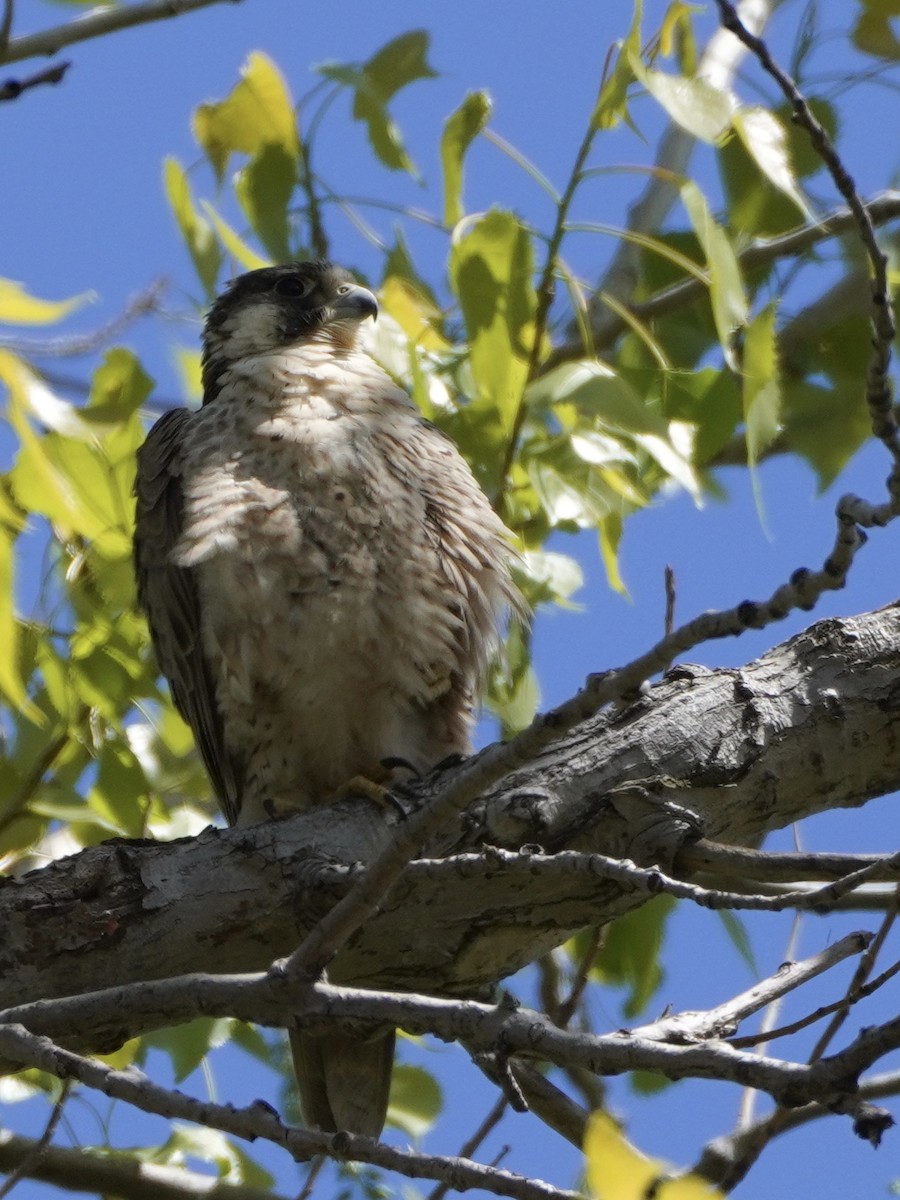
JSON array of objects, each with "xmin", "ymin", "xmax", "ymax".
[
  {"xmin": 0, "ymin": 1026, "xmax": 581, "ymax": 1200},
  {"xmin": 0, "ymin": 1125, "xmax": 285, "ymax": 1200},
  {"xmin": 0, "ymin": 59, "xmax": 69, "ymax": 101},
  {"xmin": 0, "ymin": 0, "xmax": 245, "ymax": 67},
  {"xmin": 4, "ymin": 605, "xmax": 900, "ymax": 1031}
]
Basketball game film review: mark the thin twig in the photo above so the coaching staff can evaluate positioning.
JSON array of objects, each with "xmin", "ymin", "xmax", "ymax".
[
  {"xmin": 0, "ymin": 0, "xmax": 244, "ymax": 67},
  {"xmin": 0, "ymin": 60, "xmax": 69, "ymax": 101},
  {"xmin": 730, "ymin": 955, "xmax": 900, "ymax": 1049},
  {"xmin": 426, "ymin": 1096, "xmax": 509, "ymax": 1200},
  {"xmin": 0, "ymin": 1081, "xmax": 70, "ymax": 1200}
]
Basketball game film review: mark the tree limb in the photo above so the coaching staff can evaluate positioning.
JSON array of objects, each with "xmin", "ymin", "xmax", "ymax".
[
  {"xmin": 0, "ymin": 0, "xmax": 245, "ymax": 67},
  {"xmin": 0, "ymin": 1026, "xmax": 581, "ymax": 1200},
  {"xmin": 3, "ymin": 604, "xmax": 900, "ymax": 1030}
]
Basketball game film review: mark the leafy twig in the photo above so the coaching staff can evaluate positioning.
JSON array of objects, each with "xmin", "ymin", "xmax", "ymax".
[{"xmin": 714, "ymin": 0, "xmax": 899, "ymax": 460}]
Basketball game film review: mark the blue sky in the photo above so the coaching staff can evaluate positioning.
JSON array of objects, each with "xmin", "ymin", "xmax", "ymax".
[{"xmin": 3, "ymin": 1, "xmax": 900, "ymax": 1197}]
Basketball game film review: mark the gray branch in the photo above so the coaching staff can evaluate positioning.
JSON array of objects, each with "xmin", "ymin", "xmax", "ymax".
[{"xmin": 0, "ymin": 0, "xmax": 245, "ymax": 67}]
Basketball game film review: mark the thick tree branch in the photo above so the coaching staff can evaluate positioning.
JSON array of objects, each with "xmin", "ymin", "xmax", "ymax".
[
  {"xmin": 3, "ymin": 605, "xmax": 900, "ymax": 1029},
  {"xmin": 0, "ymin": 0, "xmax": 244, "ymax": 67}
]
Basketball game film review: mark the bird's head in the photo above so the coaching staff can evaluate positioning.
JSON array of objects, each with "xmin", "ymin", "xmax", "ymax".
[{"xmin": 201, "ymin": 261, "xmax": 378, "ymax": 400}]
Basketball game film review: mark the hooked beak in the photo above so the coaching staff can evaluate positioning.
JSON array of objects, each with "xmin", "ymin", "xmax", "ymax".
[{"xmin": 331, "ymin": 284, "xmax": 378, "ymax": 323}]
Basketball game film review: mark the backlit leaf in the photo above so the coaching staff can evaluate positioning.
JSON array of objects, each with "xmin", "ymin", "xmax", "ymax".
[
  {"xmin": 193, "ymin": 52, "xmax": 298, "ymax": 182},
  {"xmin": 450, "ymin": 209, "xmax": 537, "ymax": 483},
  {"xmin": 742, "ymin": 300, "xmax": 780, "ymax": 467},
  {"xmin": 680, "ymin": 181, "xmax": 747, "ymax": 366},
  {"xmin": 0, "ymin": 279, "xmax": 87, "ymax": 325},
  {"xmin": 629, "ymin": 52, "xmax": 735, "ymax": 141},
  {"xmin": 585, "ymin": 1110, "xmax": 724, "ymax": 1200},
  {"xmin": 732, "ymin": 108, "xmax": 811, "ymax": 219},
  {"xmin": 318, "ymin": 32, "xmax": 436, "ymax": 177},
  {"xmin": 387, "ymin": 1064, "xmax": 442, "ymax": 1139},
  {"xmin": 441, "ymin": 91, "xmax": 492, "ymax": 226},
  {"xmin": 164, "ymin": 157, "xmax": 222, "ymax": 298}
]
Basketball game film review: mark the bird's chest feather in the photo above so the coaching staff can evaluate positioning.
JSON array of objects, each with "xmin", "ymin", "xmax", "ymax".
[{"xmin": 173, "ymin": 360, "xmax": 449, "ymax": 695}]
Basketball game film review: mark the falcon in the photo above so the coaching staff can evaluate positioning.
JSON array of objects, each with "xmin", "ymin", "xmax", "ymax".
[{"xmin": 133, "ymin": 260, "xmax": 524, "ymax": 1138}]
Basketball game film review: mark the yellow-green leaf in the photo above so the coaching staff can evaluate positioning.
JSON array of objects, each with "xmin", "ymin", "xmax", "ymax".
[
  {"xmin": 585, "ymin": 1111, "xmax": 724, "ymax": 1200},
  {"xmin": 680, "ymin": 181, "xmax": 747, "ymax": 367},
  {"xmin": 193, "ymin": 52, "xmax": 299, "ymax": 182},
  {"xmin": 629, "ymin": 51, "xmax": 735, "ymax": 141},
  {"xmin": 387, "ymin": 1065, "xmax": 442, "ymax": 1139},
  {"xmin": 200, "ymin": 203, "xmax": 270, "ymax": 272},
  {"xmin": 449, "ymin": 209, "xmax": 537, "ymax": 480},
  {"xmin": 441, "ymin": 91, "xmax": 492, "ymax": 226},
  {"xmin": 234, "ymin": 143, "xmax": 295, "ymax": 262},
  {"xmin": 0, "ymin": 279, "xmax": 87, "ymax": 326},
  {"xmin": 732, "ymin": 108, "xmax": 811, "ymax": 219},
  {"xmin": 317, "ymin": 31, "xmax": 436, "ymax": 177},
  {"xmin": 163, "ymin": 157, "xmax": 222, "ymax": 299},
  {"xmin": 743, "ymin": 300, "xmax": 780, "ymax": 467},
  {"xmin": 592, "ymin": 0, "xmax": 642, "ymax": 130}
]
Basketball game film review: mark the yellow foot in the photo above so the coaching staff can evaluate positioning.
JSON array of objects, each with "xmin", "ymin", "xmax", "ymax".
[{"xmin": 331, "ymin": 773, "xmax": 406, "ymax": 817}]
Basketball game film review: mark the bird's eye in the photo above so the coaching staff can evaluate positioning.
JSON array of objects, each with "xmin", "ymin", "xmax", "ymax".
[{"xmin": 274, "ymin": 276, "xmax": 312, "ymax": 299}]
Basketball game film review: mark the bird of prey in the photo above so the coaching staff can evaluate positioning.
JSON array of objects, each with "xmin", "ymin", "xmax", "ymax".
[{"xmin": 133, "ymin": 260, "xmax": 524, "ymax": 1138}]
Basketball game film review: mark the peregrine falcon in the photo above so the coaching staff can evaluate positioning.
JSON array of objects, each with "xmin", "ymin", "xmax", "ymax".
[{"xmin": 133, "ymin": 261, "xmax": 523, "ymax": 1138}]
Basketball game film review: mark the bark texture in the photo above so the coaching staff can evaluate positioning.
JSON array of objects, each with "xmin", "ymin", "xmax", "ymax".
[{"xmin": 3, "ymin": 603, "xmax": 899, "ymax": 1050}]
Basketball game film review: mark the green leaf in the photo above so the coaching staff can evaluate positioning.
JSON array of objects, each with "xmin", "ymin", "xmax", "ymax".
[
  {"xmin": 0, "ymin": 279, "xmax": 87, "ymax": 325},
  {"xmin": 318, "ymin": 31, "xmax": 437, "ymax": 177},
  {"xmin": 149, "ymin": 1123, "xmax": 274, "ymax": 1189},
  {"xmin": 592, "ymin": 0, "xmax": 642, "ymax": 130},
  {"xmin": 591, "ymin": 896, "xmax": 675, "ymax": 1018},
  {"xmin": 782, "ymin": 380, "xmax": 871, "ymax": 490},
  {"xmin": 629, "ymin": 51, "xmax": 735, "ymax": 141},
  {"xmin": 853, "ymin": 1, "xmax": 900, "ymax": 59},
  {"xmin": 200, "ymin": 203, "xmax": 270, "ymax": 271},
  {"xmin": 585, "ymin": 1110, "xmax": 725, "ymax": 1200},
  {"xmin": 680, "ymin": 181, "xmax": 747, "ymax": 367},
  {"xmin": 731, "ymin": 108, "xmax": 811, "ymax": 219},
  {"xmin": 0, "ymin": 513, "xmax": 28, "ymax": 712},
  {"xmin": 144, "ymin": 1019, "xmax": 234, "ymax": 1084},
  {"xmin": 163, "ymin": 157, "xmax": 222, "ymax": 299},
  {"xmin": 387, "ymin": 1064, "xmax": 443, "ymax": 1139},
  {"xmin": 717, "ymin": 910, "xmax": 758, "ymax": 974},
  {"xmin": 742, "ymin": 300, "xmax": 780, "ymax": 468},
  {"xmin": 234, "ymin": 143, "xmax": 296, "ymax": 262},
  {"xmin": 520, "ymin": 549, "xmax": 584, "ymax": 608},
  {"xmin": 193, "ymin": 52, "xmax": 299, "ymax": 183},
  {"xmin": 441, "ymin": 91, "xmax": 492, "ymax": 226},
  {"xmin": 599, "ymin": 511, "xmax": 627, "ymax": 595},
  {"xmin": 86, "ymin": 742, "xmax": 148, "ymax": 836},
  {"xmin": 488, "ymin": 621, "xmax": 539, "ymax": 735},
  {"xmin": 449, "ymin": 209, "xmax": 537, "ymax": 484},
  {"xmin": 87, "ymin": 349, "xmax": 154, "ymax": 424}
]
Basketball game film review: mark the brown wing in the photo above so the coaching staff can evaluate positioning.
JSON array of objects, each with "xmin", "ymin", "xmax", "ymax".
[{"xmin": 134, "ymin": 408, "xmax": 243, "ymax": 824}]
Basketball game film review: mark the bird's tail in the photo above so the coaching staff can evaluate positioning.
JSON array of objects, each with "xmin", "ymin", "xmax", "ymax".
[{"xmin": 290, "ymin": 1025, "xmax": 395, "ymax": 1138}]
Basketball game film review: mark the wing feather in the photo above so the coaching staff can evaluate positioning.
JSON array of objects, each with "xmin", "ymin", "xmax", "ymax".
[{"xmin": 134, "ymin": 408, "xmax": 243, "ymax": 823}]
